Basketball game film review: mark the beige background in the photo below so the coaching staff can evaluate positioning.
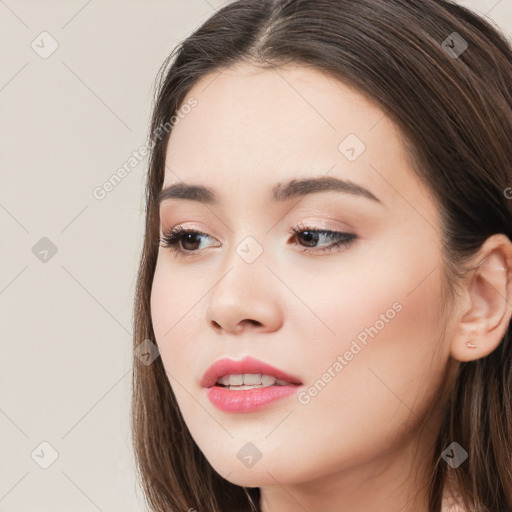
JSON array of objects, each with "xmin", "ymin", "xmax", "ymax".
[{"xmin": 1, "ymin": 1, "xmax": 511, "ymax": 510}]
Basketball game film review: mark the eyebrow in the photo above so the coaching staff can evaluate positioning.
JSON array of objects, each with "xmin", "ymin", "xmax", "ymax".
[{"xmin": 156, "ymin": 176, "xmax": 382, "ymax": 207}]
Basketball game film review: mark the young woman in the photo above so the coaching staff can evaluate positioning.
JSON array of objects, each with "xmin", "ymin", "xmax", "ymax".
[{"xmin": 131, "ymin": 1, "xmax": 512, "ymax": 510}]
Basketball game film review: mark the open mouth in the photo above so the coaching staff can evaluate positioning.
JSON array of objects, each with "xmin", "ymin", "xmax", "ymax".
[
  {"xmin": 200, "ymin": 355, "xmax": 303, "ymax": 391},
  {"xmin": 215, "ymin": 373, "xmax": 296, "ymax": 390}
]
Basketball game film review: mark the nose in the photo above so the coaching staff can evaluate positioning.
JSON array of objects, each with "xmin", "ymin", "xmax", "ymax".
[{"xmin": 205, "ymin": 254, "xmax": 284, "ymax": 335}]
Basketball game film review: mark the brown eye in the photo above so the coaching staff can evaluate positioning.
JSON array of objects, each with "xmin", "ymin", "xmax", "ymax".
[
  {"xmin": 290, "ymin": 225, "xmax": 357, "ymax": 254},
  {"xmin": 159, "ymin": 226, "xmax": 217, "ymax": 257}
]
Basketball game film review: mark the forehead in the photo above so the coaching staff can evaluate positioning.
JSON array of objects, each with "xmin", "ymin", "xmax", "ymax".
[{"xmin": 163, "ymin": 62, "xmax": 421, "ymax": 208}]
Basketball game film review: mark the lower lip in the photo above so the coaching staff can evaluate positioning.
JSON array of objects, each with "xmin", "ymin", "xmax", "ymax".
[{"xmin": 205, "ymin": 384, "xmax": 300, "ymax": 413}]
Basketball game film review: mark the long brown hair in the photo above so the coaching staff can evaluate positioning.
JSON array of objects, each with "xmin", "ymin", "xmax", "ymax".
[{"xmin": 131, "ymin": 1, "xmax": 512, "ymax": 510}]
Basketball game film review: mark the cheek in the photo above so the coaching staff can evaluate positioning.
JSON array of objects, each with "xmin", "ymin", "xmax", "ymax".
[
  {"xmin": 150, "ymin": 260, "xmax": 205, "ymax": 379},
  {"xmin": 269, "ymin": 253, "xmax": 449, "ymax": 471}
]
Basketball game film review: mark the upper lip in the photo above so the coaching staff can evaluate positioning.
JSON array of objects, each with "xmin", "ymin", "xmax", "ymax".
[{"xmin": 200, "ymin": 356, "xmax": 303, "ymax": 388}]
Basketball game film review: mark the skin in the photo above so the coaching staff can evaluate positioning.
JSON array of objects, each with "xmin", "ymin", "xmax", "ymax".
[{"xmin": 150, "ymin": 62, "xmax": 512, "ymax": 512}]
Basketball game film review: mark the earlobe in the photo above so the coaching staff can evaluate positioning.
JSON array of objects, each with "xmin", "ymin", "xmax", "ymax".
[{"xmin": 450, "ymin": 234, "xmax": 512, "ymax": 363}]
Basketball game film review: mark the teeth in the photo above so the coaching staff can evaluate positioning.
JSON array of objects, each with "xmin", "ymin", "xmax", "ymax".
[
  {"xmin": 231, "ymin": 384, "xmax": 265, "ymax": 390},
  {"xmin": 217, "ymin": 373, "xmax": 290, "ymax": 387},
  {"xmin": 227, "ymin": 374, "xmax": 244, "ymax": 386},
  {"xmin": 261, "ymin": 375, "xmax": 277, "ymax": 386},
  {"xmin": 243, "ymin": 373, "xmax": 262, "ymax": 385}
]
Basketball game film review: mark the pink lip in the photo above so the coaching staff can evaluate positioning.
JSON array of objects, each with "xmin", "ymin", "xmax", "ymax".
[
  {"xmin": 200, "ymin": 356, "xmax": 302, "ymax": 388},
  {"xmin": 201, "ymin": 356, "xmax": 303, "ymax": 413}
]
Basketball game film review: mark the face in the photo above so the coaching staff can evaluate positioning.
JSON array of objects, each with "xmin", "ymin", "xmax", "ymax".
[{"xmin": 150, "ymin": 62, "xmax": 453, "ymax": 489}]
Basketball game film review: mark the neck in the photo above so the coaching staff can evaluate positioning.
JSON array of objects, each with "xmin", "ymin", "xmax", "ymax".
[{"xmin": 258, "ymin": 424, "xmax": 439, "ymax": 512}]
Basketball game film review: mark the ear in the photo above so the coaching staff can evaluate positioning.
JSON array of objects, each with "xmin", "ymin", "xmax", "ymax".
[{"xmin": 451, "ymin": 233, "xmax": 512, "ymax": 362}]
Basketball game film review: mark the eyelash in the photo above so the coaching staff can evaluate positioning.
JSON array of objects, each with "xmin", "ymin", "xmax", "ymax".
[{"xmin": 159, "ymin": 222, "xmax": 357, "ymax": 259}]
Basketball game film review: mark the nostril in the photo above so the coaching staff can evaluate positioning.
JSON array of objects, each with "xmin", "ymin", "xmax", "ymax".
[
  {"xmin": 210, "ymin": 319, "xmax": 262, "ymax": 331},
  {"xmin": 243, "ymin": 319, "xmax": 262, "ymax": 327}
]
